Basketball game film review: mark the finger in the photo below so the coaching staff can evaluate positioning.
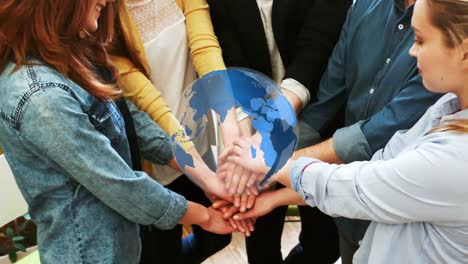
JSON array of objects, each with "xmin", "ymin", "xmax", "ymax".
[
  {"xmin": 246, "ymin": 218, "xmax": 255, "ymax": 232},
  {"xmin": 218, "ymin": 144, "xmax": 244, "ymax": 164},
  {"xmin": 233, "ymin": 209, "xmax": 258, "ymax": 221},
  {"xmin": 239, "ymin": 193, "xmax": 248, "ymax": 212},
  {"xmin": 212, "ymin": 200, "xmax": 231, "ymax": 209},
  {"xmin": 229, "ymin": 166, "xmax": 244, "ymax": 195},
  {"xmin": 248, "ymin": 185, "xmax": 259, "ymax": 196},
  {"xmin": 228, "ymin": 218, "xmax": 237, "ymax": 230},
  {"xmin": 241, "ymin": 220, "xmax": 251, "ymax": 237},
  {"xmin": 246, "ymin": 195, "xmax": 256, "ymax": 210},
  {"xmin": 236, "ymin": 220, "xmax": 248, "ymax": 234},
  {"xmin": 233, "ymin": 195, "xmax": 241, "ymax": 208},
  {"xmin": 246, "ymin": 173, "xmax": 260, "ymax": 189},
  {"xmin": 224, "ymin": 162, "xmax": 235, "ymax": 191},
  {"xmin": 236, "ymin": 168, "xmax": 252, "ymax": 195},
  {"xmin": 223, "ymin": 205, "xmax": 239, "ymax": 219}
]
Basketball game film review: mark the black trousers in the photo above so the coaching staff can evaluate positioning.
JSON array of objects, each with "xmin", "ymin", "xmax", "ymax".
[
  {"xmin": 284, "ymin": 206, "xmax": 340, "ymax": 264},
  {"xmin": 139, "ymin": 175, "xmax": 231, "ymax": 264},
  {"xmin": 338, "ymin": 230, "xmax": 360, "ymax": 264},
  {"xmin": 245, "ymin": 193, "xmax": 340, "ymax": 264}
]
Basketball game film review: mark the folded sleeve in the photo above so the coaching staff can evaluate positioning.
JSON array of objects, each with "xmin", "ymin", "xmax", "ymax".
[
  {"xmin": 332, "ymin": 74, "xmax": 441, "ymax": 163},
  {"xmin": 20, "ymin": 87, "xmax": 188, "ymax": 229},
  {"xmin": 291, "ymin": 135, "xmax": 468, "ymax": 224}
]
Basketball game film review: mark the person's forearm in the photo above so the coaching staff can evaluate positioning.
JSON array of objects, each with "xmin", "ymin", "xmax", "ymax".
[
  {"xmin": 281, "ymin": 88, "xmax": 303, "ymax": 114},
  {"xmin": 272, "ymin": 159, "xmax": 295, "ymax": 187},
  {"xmin": 167, "ymin": 147, "xmax": 212, "ymax": 190},
  {"xmin": 292, "ymin": 137, "xmax": 343, "ymax": 164},
  {"xmin": 274, "ymin": 138, "xmax": 342, "ymax": 187},
  {"xmin": 219, "ymin": 108, "xmax": 241, "ymax": 146},
  {"xmin": 180, "ymin": 201, "xmax": 210, "ymax": 226},
  {"xmin": 271, "ymin": 188, "xmax": 307, "ymax": 207}
]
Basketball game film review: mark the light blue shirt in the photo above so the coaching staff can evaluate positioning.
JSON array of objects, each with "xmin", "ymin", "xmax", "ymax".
[{"xmin": 291, "ymin": 93, "xmax": 468, "ymax": 263}]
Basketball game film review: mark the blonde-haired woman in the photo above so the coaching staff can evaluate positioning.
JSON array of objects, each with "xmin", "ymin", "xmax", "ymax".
[
  {"xmin": 232, "ymin": 0, "xmax": 468, "ymax": 262},
  {"xmin": 110, "ymin": 0, "xmax": 243, "ymax": 263}
]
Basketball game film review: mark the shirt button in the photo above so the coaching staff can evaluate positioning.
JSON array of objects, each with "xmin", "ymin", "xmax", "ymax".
[
  {"xmin": 398, "ymin": 24, "xmax": 404, "ymax": 30},
  {"xmin": 369, "ymin": 88, "xmax": 375, "ymax": 94},
  {"xmin": 386, "ymin": 58, "xmax": 391, "ymax": 64},
  {"xmin": 358, "ymin": 240, "xmax": 362, "ymax": 246}
]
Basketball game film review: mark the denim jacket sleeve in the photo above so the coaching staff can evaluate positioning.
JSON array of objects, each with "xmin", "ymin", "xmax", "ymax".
[
  {"xmin": 125, "ymin": 100, "xmax": 177, "ymax": 165},
  {"xmin": 19, "ymin": 88, "xmax": 187, "ymax": 229},
  {"xmin": 333, "ymin": 74, "xmax": 442, "ymax": 163}
]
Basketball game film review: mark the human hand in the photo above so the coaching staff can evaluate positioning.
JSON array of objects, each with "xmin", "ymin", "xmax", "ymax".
[
  {"xmin": 218, "ymin": 136, "xmax": 270, "ymax": 176},
  {"xmin": 217, "ymin": 135, "xmax": 270, "ymax": 196},
  {"xmin": 233, "ymin": 192, "xmax": 257, "ymax": 213},
  {"xmin": 199, "ymin": 207, "xmax": 236, "ymax": 235},
  {"xmin": 211, "ymin": 199, "xmax": 255, "ymax": 236},
  {"xmin": 232, "ymin": 190, "xmax": 278, "ymax": 221},
  {"xmin": 217, "ymin": 161, "xmax": 260, "ymax": 196}
]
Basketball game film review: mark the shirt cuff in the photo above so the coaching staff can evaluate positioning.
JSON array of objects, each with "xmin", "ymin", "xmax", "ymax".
[
  {"xmin": 236, "ymin": 107, "xmax": 249, "ymax": 122},
  {"xmin": 280, "ymin": 78, "xmax": 311, "ymax": 108},
  {"xmin": 332, "ymin": 121, "xmax": 372, "ymax": 163},
  {"xmin": 290, "ymin": 157, "xmax": 319, "ymax": 207},
  {"xmin": 152, "ymin": 190, "xmax": 188, "ymax": 230}
]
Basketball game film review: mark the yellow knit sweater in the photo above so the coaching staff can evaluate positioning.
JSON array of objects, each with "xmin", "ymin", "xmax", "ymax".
[{"xmin": 114, "ymin": 0, "xmax": 226, "ymax": 150}]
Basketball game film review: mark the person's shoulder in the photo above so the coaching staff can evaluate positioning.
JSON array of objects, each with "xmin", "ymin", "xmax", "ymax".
[
  {"xmin": 351, "ymin": 0, "xmax": 389, "ymax": 14},
  {"xmin": 0, "ymin": 61, "xmax": 87, "ymax": 128}
]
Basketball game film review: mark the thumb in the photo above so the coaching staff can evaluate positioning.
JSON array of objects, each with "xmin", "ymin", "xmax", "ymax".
[
  {"xmin": 233, "ymin": 210, "xmax": 258, "ymax": 221},
  {"xmin": 212, "ymin": 200, "xmax": 231, "ymax": 209}
]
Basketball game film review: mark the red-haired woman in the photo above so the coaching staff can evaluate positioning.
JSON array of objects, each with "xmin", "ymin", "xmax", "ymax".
[{"xmin": 0, "ymin": 1, "xmax": 233, "ymax": 263}]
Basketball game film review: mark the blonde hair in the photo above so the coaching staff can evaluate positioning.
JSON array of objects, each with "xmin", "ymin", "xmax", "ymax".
[{"xmin": 426, "ymin": 0, "xmax": 468, "ymax": 134}]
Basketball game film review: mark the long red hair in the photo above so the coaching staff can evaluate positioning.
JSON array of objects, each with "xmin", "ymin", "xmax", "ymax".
[{"xmin": 0, "ymin": 0, "xmax": 121, "ymax": 99}]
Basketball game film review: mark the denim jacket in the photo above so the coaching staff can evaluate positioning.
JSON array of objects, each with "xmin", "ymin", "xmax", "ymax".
[{"xmin": 0, "ymin": 61, "xmax": 188, "ymax": 264}]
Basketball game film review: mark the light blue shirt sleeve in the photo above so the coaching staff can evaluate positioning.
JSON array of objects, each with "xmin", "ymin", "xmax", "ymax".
[
  {"xmin": 21, "ymin": 89, "xmax": 187, "ymax": 229},
  {"xmin": 291, "ymin": 133, "xmax": 468, "ymax": 225}
]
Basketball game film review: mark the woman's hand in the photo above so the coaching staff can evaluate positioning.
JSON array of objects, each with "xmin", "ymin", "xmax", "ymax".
[{"xmin": 199, "ymin": 207, "xmax": 236, "ymax": 234}]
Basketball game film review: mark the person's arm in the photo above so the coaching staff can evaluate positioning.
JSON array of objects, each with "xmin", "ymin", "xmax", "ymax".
[
  {"xmin": 113, "ymin": 55, "xmax": 194, "ymax": 151},
  {"xmin": 331, "ymin": 74, "xmax": 442, "ymax": 163},
  {"xmin": 181, "ymin": 201, "xmax": 234, "ymax": 234},
  {"xmin": 179, "ymin": 0, "xmax": 226, "ymax": 76},
  {"xmin": 126, "ymin": 101, "xmax": 233, "ymax": 201},
  {"xmin": 21, "ymin": 87, "xmax": 186, "ymax": 229},
  {"xmin": 281, "ymin": 0, "xmax": 352, "ymax": 111},
  {"xmin": 290, "ymin": 134, "xmax": 468, "ymax": 224},
  {"xmin": 232, "ymin": 188, "xmax": 306, "ymax": 220},
  {"xmin": 180, "ymin": 0, "xmax": 243, "ymax": 143},
  {"xmin": 292, "ymin": 137, "xmax": 343, "ymax": 164}
]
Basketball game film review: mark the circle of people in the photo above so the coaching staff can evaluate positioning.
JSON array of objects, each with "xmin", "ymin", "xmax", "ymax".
[{"xmin": 0, "ymin": 0, "xmax": 467, "ymax": 263}]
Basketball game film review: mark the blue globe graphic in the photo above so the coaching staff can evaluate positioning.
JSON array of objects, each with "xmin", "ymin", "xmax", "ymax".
[{"xmin": 171, "ymin": 68, "xmax": 297, "ymax": 185}]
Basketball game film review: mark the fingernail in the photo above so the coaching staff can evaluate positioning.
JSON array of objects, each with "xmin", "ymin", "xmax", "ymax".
[{"xmin": 233, "ymin": 215, "xmax": 240, "ymax": 220}]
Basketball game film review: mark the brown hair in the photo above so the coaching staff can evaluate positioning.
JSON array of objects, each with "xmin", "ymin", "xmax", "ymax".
[
  {"xmin": 426, "ymin": 0, "xmax": 468, "ymax": 47},
  {"xmin": 425, "ymin": 0, "xmax": 468, "ymax": 134},
  {"xmin": 0, "ymin": 0, "xmax": 121, "ymax": 100}
]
